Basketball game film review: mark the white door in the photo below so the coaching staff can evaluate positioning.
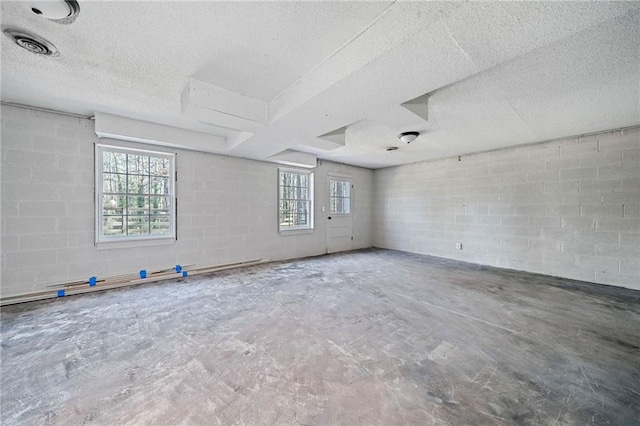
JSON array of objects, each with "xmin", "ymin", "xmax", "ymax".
[{"xmin": 326, "ymin": 176, "xmax": 353, "ymax": 253}]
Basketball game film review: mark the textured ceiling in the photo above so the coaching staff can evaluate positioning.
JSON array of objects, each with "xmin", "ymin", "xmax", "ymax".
[{"xmin": 2, "ymin": 1, "xmax": 639, "ymax": 169}]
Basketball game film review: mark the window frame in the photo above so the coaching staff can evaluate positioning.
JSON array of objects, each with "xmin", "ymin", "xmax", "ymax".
[
  {"xmin": 95, "ymin": 144, "xmax": 176, "ymax": 247},
  {"xmin": 278, "ymin": 167, "xmax": 314, "ymax": 234}
]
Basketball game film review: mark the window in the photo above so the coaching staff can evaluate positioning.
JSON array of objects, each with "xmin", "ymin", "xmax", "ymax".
[
  {"xmin": 96, "ymin": 144, "xmax": 176, "ymax": 243},
  {"xmin": 330, "ymin": 179, "xmax": 351, "ymax": 214},
  {"xmin": 278, "ymin": 168, "xmax": 313, "ymax": 232}
]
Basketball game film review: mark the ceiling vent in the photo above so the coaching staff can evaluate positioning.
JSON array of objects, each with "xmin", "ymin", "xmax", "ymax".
[
  {"xmin": 29, "ymin": 1, "xmax": 80, "ymax": 24},
  {"xmin": 3, "ymin": 29, "xmax": 59, "ymax": 56}
]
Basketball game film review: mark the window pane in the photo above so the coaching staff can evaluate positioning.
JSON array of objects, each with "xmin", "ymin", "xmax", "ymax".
[
  {"xmin": 127, "ymin": 174, "xmax": 149, "ymax": 194},
  {"xmin": 150, "ymin": 216, "xmax": 170, "ymax": 235},
  {"xmin": 343, "ymin": 198, "xmax": 350, "ymax": 214},
  {"xmin": 127, "ymin": 196, "xmax": 149, "ymax": 215},
  {"xmin": 103, "ymin": 216, "xmax": 125, "ymax": 237},
  {"xmin": 127, "ymin": 154, "xmax": 149, "ymax": 175},
  {"xmin": 280, "ymin": 186, "xmax": 308, "ymax": 200},
  {"xmin": 103, "ymin": 173, "xmax": 126, "ymax": 193},
  {"xmin": 279, "ymin": 212, "xmax": 289, "ymax": 227},
  {"xmin": 343, "ymin": 182, "xmax": 350, "ymax": 197},
  {"xmin": 127, "ymin": 216, "xmax": 149, "ymax": 235},
  {"xmin": 103, "ymin": 152, "xmax": 126, "ymax": 173},
  {"xmin": 150, "ymin": 157, "xmax": 170, "ymax": 176},
  {"xmin": 103, "ymin": 195, "xmax": 126, "ymax": 214},
  {"xmin": 150, "ymin": 196, "xmax": 170, "ymax": 214},
  {"xmin": 298, "ymin": 187, "xmax": 308, "ymax": 200},
  {"xmin": 150, "ymin": 176, "xmax": 170, "ymax": 195}
]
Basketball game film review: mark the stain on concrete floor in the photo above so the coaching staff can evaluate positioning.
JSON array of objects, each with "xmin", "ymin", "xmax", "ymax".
[{"xmin": 1, "ymin": 249, "xmax": 639, "ymax": 425}]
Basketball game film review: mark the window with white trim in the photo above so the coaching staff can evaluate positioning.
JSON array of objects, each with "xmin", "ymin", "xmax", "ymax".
[
  {"xmin": 96, "ymin": 144, "xmax": 176, "ymax": 243},
  {"xmin": 329, "ymin": 179, "xmax": 351, "ymax": 214},
  {"xmin": 278, "ymin": 168, "xmax": 314, "ymax": 232}
]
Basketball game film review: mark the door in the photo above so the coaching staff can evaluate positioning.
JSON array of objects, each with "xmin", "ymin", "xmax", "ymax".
[{"xmin": 326, "ymin": 176, "xmax": 353, "ymax": 253}]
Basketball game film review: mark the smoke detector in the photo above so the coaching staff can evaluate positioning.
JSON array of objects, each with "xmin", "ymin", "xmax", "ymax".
[
  {"xmin": 398, "ymin": 131, "xmax": 420, "ymax": 144},
  {"xmin": 3, "ymin": 29, "xmax": 59, "ymax": 56},
  {"xmin": 28, "ymin": 0, "xmax": 80, "ymax": 24}
]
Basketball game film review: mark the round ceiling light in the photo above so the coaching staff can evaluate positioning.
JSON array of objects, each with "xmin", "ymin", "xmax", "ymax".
[
  {"xmin": 3, "ymin": 29, "xmax": 60, "ymax": 56},
  {"xmin": 398, "ymin": 131, "xmax": 420, "ymax": 144},
  {"xmin": 28, "ymin": 0, "xmax": 80, "ymax": 24}
]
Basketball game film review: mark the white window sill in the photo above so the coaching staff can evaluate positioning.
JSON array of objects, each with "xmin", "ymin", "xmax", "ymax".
[
  {"xmin": 96, "ymin": 237, "xmax": 176, "ymax": 250},
  {"xmin": 279, "ymin": 228, "xmax": 314, "ymax": 236}
]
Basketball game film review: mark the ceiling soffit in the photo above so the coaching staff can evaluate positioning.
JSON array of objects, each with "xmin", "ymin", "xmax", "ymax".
[{"xmin": 1, "ymin": 2, "xmax": 638, "ymax": 168}]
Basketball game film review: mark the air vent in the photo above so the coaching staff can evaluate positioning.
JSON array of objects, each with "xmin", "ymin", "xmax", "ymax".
[
  {"xmin": 386, "ymin": 146, "xmax": 399, "ymax": 152},
  {"xmin": 3, "ymin": 29, "xmax": 59, "ymax": 56}
]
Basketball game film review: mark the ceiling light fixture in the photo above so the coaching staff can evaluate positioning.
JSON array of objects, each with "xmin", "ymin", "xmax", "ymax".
[
  {"xmin": 28, "ymin": 0, "xmax": 80, "ymax": 24},
  {"xmin": 398, "ymin": 131, "xmax": 419, "ymax": 144}
]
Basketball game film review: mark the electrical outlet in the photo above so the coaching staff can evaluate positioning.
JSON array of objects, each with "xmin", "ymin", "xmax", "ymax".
[{"xmin": 456, "ymin": 242, "xmax": 462, "ymax": 250}]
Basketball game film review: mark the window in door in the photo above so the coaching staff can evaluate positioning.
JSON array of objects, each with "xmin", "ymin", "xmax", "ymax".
[{"xmin": 329, "ymin": 179, "xmax": 350, "ymax": 214}]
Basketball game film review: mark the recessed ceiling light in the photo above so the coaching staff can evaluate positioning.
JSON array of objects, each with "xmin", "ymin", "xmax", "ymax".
[
  {"xmin": 3, "ymin": 29, "xmax": 59, "ymax": 56},
  {"xmin": 398, "ymin": 131, "xmax": 420, "ymax": 144}
]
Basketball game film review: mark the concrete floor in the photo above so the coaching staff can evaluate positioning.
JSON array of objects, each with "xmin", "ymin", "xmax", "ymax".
[{"xmin": 1, "ymin": 249, "xmax": 639, "ymax": 425}]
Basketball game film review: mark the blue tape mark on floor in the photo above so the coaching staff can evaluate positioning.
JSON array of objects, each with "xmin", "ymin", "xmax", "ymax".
[
  {"xmin": 175, "ymin": 265, "xmax": 182, "ymax": 273},
  {"xmin": 57, "ymin": 290, "xmax": 65, "ymax": 297},
  {"xmin": 182, "ymin": 271, "xmax": 188, "ymax": 277},
  {"xmin": 140, "ymin": 270, "xmax": 147, "ymax": 279},
  {"xmin": 89, "ymin": 276, "xmax": 97, "ymax": 286}
]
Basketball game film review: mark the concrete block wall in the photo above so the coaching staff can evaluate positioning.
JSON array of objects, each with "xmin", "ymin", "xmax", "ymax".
[
  {"xmin": 373, "ymin": 128, "xmax": 640, "ymax": 290},
  {"xmin": 1, "ymin": 105, "xmax": 373, "ymax": 297}
]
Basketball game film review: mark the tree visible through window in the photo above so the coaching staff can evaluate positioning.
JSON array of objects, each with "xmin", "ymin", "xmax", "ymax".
[
  {"xmin": 97, "ymin": 145, "xmax": 175, "ymax": 242},
  {"xmin": 279, "ymin": 169, "xmax": 313, "ymax": 231}
]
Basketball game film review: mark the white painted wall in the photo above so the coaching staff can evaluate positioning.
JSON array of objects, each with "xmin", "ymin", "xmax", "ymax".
[
  {"xmin": 373, "ymin": 128, "xmax": 640, "ymax": 290},
  {"xmin": 0, "ymin": 105, "xmax": 373, "ymax": 297},
  {"xmin": 2, "ymin": 104, "xmax": 638, "ymax": 297}
]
